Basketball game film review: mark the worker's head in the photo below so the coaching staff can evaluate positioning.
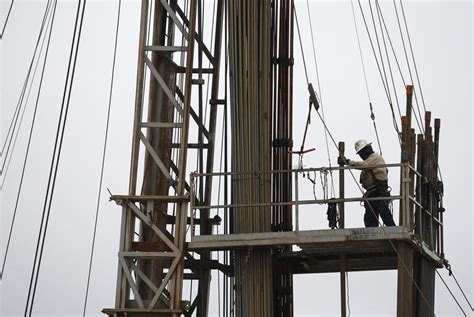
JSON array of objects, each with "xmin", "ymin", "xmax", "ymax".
[{"xmin": 355, "ymin": 139, "xmax": 374, "ymax": 160}]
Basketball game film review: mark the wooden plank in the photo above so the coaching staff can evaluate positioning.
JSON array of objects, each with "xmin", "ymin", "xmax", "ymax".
[
  {"xmin": 102, "ymin": 308, "xmax": 182, "ymax": 315},
  {"xmin": 110, "ymin": 195, "xmax": 189, "ymax": 203}
]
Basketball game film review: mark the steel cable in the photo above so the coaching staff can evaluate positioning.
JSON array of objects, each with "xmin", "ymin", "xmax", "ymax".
[
  {"xmin": 350, "ymin": 0, "xmax": 383, "ymax": 155},
  {"xmin": 372, "ymin": 0, "xmax": 402, "ymax": 121},
  {"xmin": 1, "ymin": 3, "xmax": 56, "ymax": 188},
  {"xmin": 436, "ymin": 269, "xmax": 467, "ymax": 316},
  {"xmin": 399, "ymin": 0, "xmax": 427, "ymax": 113},
  {"xmin": 0, "ymin": 0, "xmax": 55, "ymax": 280},
  {"xmin": 293, "ymin": 6, "xmax": 436, "ymax": 311},
  {"xmin": 313, "ymin": 106, "xmax": 437, "ymax": 317},
  {"xmin": 375, "ymin": 1, "xmax": 424, "ymax": 135},
  {"xmin": 446, "ymin": 266, "xmax": 474, "ymax": 312},
  {"xmin": 82, "ymin": 1, "xmax": 121, "ymax": 315},
  {"xmin": 1, "ymin": 0, "xmax": 52, "ymax": 164},
  {"xmin": 392, "ymin": 0, "xmax": 425, "ymax": 133},
  {"xmin": 357, "ymin": 0, "xmax": 402, "ymax": 143},
  {"xmin": 367, "ymin": 0, "xmax": 401, "ymax": 119},
  {"xmin": 0, "ymin": 0, "xmax": 14, "ymax": 39},
  {"xmin": 24, "ymin": 1, "xmax": 86, "ymax": 315}
]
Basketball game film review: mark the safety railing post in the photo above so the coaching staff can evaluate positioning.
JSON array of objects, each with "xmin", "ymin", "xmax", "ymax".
[
  {"xmin": 294, "ymin": 170, "xmax": 299, "ymax": 232},
  {"xmin": 401, "ymin": 164, "xmax": 411, "ymax": 229}
]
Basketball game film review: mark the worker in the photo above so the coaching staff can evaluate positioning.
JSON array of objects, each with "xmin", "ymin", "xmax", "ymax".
[{"xmin": 338, "ymin": 139, "xmax": 396, "ymax": 227}]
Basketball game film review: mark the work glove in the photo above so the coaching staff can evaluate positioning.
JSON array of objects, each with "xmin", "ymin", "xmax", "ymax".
[{"xmin": 337, "ymin": 156, "xmax": 350, "ymax": 165}]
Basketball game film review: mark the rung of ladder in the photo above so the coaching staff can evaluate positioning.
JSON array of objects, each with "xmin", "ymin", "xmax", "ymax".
[
  {"xmin": 176, "ymin": 66, "xmax": 213, "ymax": 74},
  {"xmin": 145, "ymin": 45, "xmax": 187, "ymax": 52},
  {"xmin": 209, "ymin": 99, "xmax": 226, "ymax": 105},
  {"xmin": 171, "ymin": 143, "xmax": 209, "ymax": 149},
  {"xmin": 102, "ymin": 308, "xmax": 182, "ymax": 316},
  {"xmin": 191, "ymin": 79, "xmax": 205, "ymax": 85},
  {"xmin": 141, "ymin": 122, "xmax": 183, "ymax": 128}
]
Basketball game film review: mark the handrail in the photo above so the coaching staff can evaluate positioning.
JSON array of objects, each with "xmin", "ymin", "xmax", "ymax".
[
  {"xmin": 193, "ymin": 196, "xmax": 402, "ymax": 210},
  {"xmin": 190, "ymin": 163, "xmax": 405, "ymax": 177},
  {"xmin": 188, "ymin": 163, "xmax": 444, "ymax": 258}
]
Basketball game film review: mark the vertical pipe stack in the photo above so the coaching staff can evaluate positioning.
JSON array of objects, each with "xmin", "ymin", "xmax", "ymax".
[
  {"xmin": 398, "ymin": 86, "xmax": 442, "ymax": 316},
  {"xmin": 228, "ymin": 1, "xmax": 273, "ymax": 316},
  {"xmin": 271, "ymin": 1, "xmax": 294, "ymax": 316},
  {"xmin": 413, "ymin": 112, "xmax": 437, "ymax": 317}
]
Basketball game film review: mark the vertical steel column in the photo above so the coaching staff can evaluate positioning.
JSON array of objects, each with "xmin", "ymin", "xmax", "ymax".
[
  {"xmin": 271, "ymin": 0, "xmax": 294, "ymax": 316},
  {"xmin": 197, "ymin": 1, "xmax": 225, "ymax": 315},
  {"xmin": 397, "ymin": 86, "xmax": 415, "ymax": 317},
  {"xmin": 412, "ymin": 112, "xmax": 436, "ymax": 317},
  {"xmin": 140, "ymin": 0, "xmax": 174, "ymax": 301},
  {"xmin": 338, "ymin": 142, "xmax": 345, "ymax": 228},
  {"xmin": 396, "ymin": 242, "xmax": 414, "ymax": 317},
  {"xmin": 433, "ymin": 118, "xmax": 442, "ymax": 257},
  {"xmin": 115, "ymin": 0, "xmax": 149, "ymax": 309},
  {"xmin": 338, "ymin": 142, "xmax": 346, "ymax": 317},
  {"xmin": 171, "ymin": 0, "xmax": 197, "ymax": 314}
]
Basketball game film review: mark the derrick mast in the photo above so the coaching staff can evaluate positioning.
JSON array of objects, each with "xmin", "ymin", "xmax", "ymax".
[{"xmin": 103, "ymin": 1, "xmax": 445, "ymax": 317}]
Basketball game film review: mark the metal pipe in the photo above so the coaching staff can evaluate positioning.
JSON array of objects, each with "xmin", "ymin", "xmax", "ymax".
[
  {"xmin": 191, "ymin": 163, "xmax": 403, "ymax": 177},
  {"xmin": 191, "ymin": 196, "xmax": 404, "ymax": 211},
  {"xmin": 338, "ymin": 141, "xmax": 346, "ymax": 316},
  {"xmin": 294, "ymin": 171, "xmax": 299, "ymax": 231},
  {"xmin": 128, "ymin": 0, "xmax": 150, "ymax": 195},
  {"xmin": 338, "ymin": 142, "xmax": 345, "ymax": 229}
]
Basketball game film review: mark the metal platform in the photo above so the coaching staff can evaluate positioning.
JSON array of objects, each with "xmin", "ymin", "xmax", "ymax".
[
  {"xmin": 102, "ymin": 308, "xmax": 182, "ymax": 316},
  {"xmin": 189, "ymin": 226, "xmax": 444, "ymax": 273}
]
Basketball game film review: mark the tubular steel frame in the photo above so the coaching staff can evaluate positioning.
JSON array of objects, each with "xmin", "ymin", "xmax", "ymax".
[
  {"xmin": 102, "ymin": 1, "xmax": 445, "ymax": 316},
  {"xmin": 104, "ymin": 0, "xmax": 224, "ymax": 316}
]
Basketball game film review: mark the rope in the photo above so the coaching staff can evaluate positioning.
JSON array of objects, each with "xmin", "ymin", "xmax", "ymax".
[
  {"xmin": 82, "ymin": 1, "xmax": 121, "ymax": 315},
  {"xmin": 435, "ymin": 269, "xmax": 467, "ymax": 316},
  {"xmin": 0, "ymin": 0, "xmax": 14, "ymax": 39},
  {"xmin": 0, "ymin": 0, "xmax": 55, "ymax": 280},
  {"xmin": 350, "ymin": 0, "xmax": 383, "ymax": 155},
  {"xmin": 25, "ymin": 1, "xmax": 85, "ymax": 315}
]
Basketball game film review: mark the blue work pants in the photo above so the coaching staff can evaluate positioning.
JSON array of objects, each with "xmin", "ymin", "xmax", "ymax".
[{"xmin": 363, "ymin": 199, "xmax": 396, "ymax": 227}]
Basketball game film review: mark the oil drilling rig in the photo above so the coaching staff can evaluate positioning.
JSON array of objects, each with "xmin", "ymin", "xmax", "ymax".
[{"xmin": 102, "ymin": 0, "xmax": 446, "ymax": 316}]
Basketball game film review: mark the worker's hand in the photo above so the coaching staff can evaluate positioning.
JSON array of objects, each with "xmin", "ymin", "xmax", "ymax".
[{"xmin": 337, "ymin": 156, "xmax": 350, "ymax": 165}]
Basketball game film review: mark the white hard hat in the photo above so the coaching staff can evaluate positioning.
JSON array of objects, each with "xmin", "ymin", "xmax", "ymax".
[{"xmin": 354, "ymin": 139, "xmax": 372, "ymax": 154}]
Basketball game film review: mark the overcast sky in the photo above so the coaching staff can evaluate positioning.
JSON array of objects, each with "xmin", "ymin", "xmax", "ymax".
[{"xmin": 1, "ymin": 0, "xmax": 472, "ymax": 316}]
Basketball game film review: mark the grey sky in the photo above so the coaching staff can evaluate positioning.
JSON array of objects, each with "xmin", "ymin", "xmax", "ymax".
[{"xmin": 1, "ymin": 0, "xmax": 472, "ymax": 316}]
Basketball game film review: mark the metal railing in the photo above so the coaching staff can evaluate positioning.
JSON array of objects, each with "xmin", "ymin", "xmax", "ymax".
[{"xmin": 189, "ymin": 163, "xmax": 444, "ymax": 257}]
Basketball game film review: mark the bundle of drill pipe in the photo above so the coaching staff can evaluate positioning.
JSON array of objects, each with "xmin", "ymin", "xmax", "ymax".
[{"xmin": 228, "ymin": 0, "xmax": 274, "ymax": 316}]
